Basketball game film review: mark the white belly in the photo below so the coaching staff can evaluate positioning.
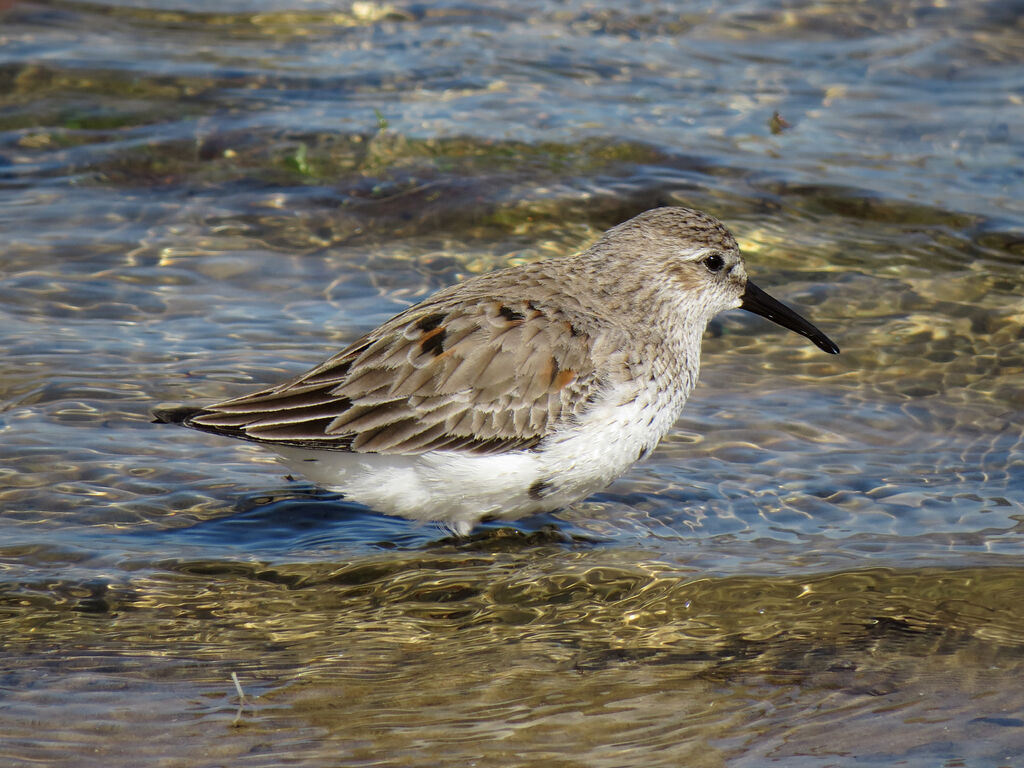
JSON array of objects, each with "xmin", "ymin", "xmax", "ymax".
[{"xmin": 273, "ymin": 379, "xmax": 689, "ymax": 534}]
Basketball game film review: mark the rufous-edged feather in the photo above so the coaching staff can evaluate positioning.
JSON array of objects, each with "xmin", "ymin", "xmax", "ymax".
[{"xmin": 175, "ymin": 284, "xmax": 616, "ymax": 456}]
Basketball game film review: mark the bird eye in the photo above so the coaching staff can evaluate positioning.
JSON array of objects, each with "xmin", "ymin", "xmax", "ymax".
[{"xmin": 703, "ymin": 253, "xmax": 725, "ymax": 272}]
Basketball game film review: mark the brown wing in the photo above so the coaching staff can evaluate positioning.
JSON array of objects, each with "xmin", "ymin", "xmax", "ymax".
[{"xmin": 180, "ymin": 295, "xmax": 618, "ymax": 455}]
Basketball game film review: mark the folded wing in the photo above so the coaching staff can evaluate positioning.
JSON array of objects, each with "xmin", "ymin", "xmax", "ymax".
[{"xmin": 173, "ymin": 295, "xmax": 614, "ymax": 455}]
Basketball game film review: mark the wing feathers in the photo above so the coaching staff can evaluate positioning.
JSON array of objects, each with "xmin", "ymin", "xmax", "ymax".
[{"xmin": 181, "ymin": 289, "xmax": 615, "ymax": 455}]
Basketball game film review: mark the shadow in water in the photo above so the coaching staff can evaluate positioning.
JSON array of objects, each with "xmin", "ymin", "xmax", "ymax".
[{"xmin": 136, "ymin": 486, "xmax": 604, "ymax": 558}]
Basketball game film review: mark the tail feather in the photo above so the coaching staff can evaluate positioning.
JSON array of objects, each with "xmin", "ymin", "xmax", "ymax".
[
  {"xmin": 152, "ymin": 403, "xmax": 355, "ymax": 450},
  {"xmin": 151, "ymin": 405, "xmax": 206, "ymax": 425},
  {"xmin": 152, "ymin": 404, "xmax": 272, "ymax": 444}
]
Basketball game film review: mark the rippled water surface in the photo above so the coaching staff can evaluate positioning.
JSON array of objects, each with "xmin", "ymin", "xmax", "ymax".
[{"xmin": 2, "ymin": 1, "xmax": 1023, "ymax": 766}]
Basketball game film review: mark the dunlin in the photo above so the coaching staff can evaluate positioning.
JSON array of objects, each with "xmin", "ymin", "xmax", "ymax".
[{"xmin": 155, "ymin": 207, "xmax": 838, "ymax": 534}]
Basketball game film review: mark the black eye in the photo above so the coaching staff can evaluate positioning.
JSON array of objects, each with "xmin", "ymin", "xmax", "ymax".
[{"xmin": 703, "ymin": 253, "xmax": 725, "ymax": 272}]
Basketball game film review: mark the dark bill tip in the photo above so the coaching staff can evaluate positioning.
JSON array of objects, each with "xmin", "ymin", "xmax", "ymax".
[{"xmin": 740, "ymin": 281, "xmax": 839, "ymax": 355}]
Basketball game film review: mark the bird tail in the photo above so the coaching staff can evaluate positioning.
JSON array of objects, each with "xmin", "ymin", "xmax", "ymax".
[{"xmin": 151, "ymin": 405, "xmax": 206, "ymax": 425}]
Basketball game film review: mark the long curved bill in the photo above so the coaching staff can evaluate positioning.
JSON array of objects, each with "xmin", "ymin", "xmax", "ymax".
[{"xmin": 741, "ymin": 281, "xmax": 839, "ymax": 355}]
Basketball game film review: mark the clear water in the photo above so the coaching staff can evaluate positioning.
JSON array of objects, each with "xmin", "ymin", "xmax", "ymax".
[{"xmin": 1, "ymin": 1, "xmax": 1023, "ymax": 766}]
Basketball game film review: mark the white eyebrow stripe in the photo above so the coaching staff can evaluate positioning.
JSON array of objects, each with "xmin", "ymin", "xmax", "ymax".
[{"xmin": 685, "ymin": 246, "xmax": 720, "ymax": 261}]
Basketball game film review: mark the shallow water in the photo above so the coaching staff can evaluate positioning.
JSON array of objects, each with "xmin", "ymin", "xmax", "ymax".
[{"xmin": 2, "ymin": 1, "xmax": 1023, "ymax": 766}]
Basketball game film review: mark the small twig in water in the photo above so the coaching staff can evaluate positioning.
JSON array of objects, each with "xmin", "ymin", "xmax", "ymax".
[
  {"xmin": 231, "ymin": 671, "xmax": 250, "ymax": 726},
  {"xmin": 231, "ymin": 672, "xmax": 247, "ymax": 702}
]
